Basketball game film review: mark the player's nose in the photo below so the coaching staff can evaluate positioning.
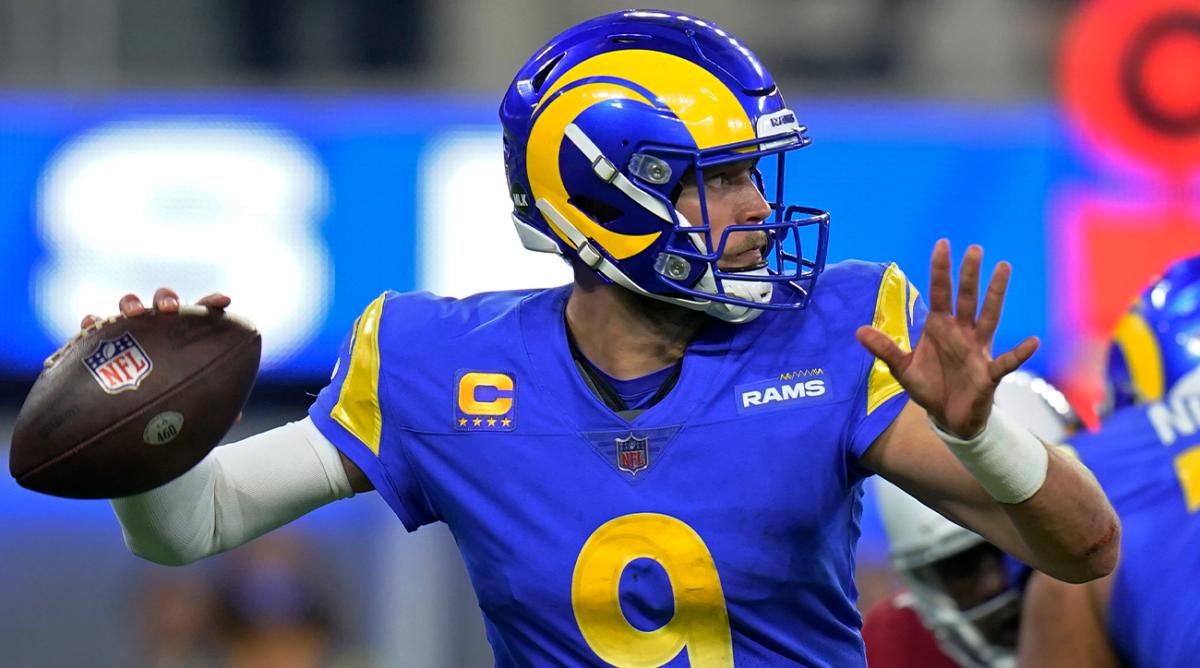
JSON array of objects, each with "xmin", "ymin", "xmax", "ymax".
[{"xmin": 740, "ymin": 182, "xmax": 772, "ymax": 224}]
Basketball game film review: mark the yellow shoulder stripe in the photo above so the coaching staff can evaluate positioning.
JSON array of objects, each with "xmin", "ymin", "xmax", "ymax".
[
  {"xmin": 867, "ymin": 263, "xmax": 913, "ymax": 415},
  {"xmin": 331, "ymin": 293, "xmax": 388, "ymax": 455}
]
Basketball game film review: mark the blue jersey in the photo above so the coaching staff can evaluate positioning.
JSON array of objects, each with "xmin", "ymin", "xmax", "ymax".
[
  {"xmin": 309, "ymin": 260, "xmax": 926, "ymax": 667},
  {"xmin": 1069, "ymin": 394, "xmax": 1200, "ymax": 667}
]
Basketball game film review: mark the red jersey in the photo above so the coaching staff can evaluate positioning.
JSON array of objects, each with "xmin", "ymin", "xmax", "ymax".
[{"xmin": 862, "ymin": 592, "xmax": 960, "ymax": 668}]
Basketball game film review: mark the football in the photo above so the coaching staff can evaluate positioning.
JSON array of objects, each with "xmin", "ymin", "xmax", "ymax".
[{"xmin": 9, "ymin": 306, "xmax": 261, "ymax": 499}]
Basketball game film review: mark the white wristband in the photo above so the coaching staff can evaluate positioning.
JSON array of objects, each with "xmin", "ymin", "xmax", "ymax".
[{"xmin": 929, "ymin": 407, "xmax": 1050, "ymax": 504}]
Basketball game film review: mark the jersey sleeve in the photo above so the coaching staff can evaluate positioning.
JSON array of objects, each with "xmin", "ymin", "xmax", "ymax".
[
  {"xmin": 308, "ymin": 292, "xmax": 437, "ymax": 531},
  {"xmin": 846, "ymin": 263, "xmax": 929, "ymax": 459}
]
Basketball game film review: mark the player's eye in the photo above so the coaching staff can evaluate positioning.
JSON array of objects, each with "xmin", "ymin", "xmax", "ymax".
[{"xmin": 705, "ymin": 170, "xmax": 738, "ymax": 187}]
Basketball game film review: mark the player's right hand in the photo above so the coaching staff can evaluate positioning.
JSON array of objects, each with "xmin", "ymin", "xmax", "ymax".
[
  {"xmin": 73, "ymin": 288, "xmax": 241, "ymax": 424},
  {"xmin": 79, "ymin": 288, "xmax": 231, "ymax": 329}
]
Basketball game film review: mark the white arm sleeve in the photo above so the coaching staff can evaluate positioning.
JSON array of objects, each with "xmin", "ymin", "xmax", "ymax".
[{"xmin": 111, "ymin": 416, "xmax": 355, "ymax": 566}]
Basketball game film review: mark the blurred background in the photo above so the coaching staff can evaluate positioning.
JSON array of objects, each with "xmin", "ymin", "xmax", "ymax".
[{"xmin": 1, "ymin": 0, "xmax": 1196, "ymax": 665}]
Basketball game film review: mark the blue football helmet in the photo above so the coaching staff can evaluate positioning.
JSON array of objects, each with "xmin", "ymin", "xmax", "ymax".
[
  {"xmin": 1105, "ymin": 256, "xmax": 1200, "ymax": 414},
  {"xmin": 499, "ymin": 10, "xmax": 829, "ymax": 323}
]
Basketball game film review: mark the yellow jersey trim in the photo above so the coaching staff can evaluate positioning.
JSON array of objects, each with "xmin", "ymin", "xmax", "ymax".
[
  {"xmin": 867, "ymin": 264, "xmax": 913, "ymax": 415},
  {"xmin": 331, "ymin": 293, "xmax": 387, "ymax": 455}
]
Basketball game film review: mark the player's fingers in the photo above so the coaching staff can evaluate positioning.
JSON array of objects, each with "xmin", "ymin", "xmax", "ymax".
[
  {"xmin": 928, "ymin": 239, "xmax": 953, "ymax": 314},
  {"xmin": 955, "ymin": 245, "xmax": 982, "ymax": 326},
  {"xmin": 152, "ymin": 287, "xmax": 181, "ymax": 313},
  {"xmin": 976, "ymin": 261, "xmax": 1010, "ymax": 345},
  {"xmin": 856, "ymin": 325, "xmax": 912, "ymax": 376},
  {"xmin": 989, "ymin": 336, "xmax": 1040, "ymax": 381},
  {"xmin": 80, "ymin": 314, "xmax": 100, "ymax": 329},
  {"xmin": 196, "ymin": 293, "xmax": 231, "ymax": 310},
  {"xmin": 119, "ymin": 293, "xmax": 147, "ymax": 317}
]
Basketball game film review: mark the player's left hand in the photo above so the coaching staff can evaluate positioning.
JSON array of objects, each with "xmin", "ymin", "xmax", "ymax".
[{"xmin": 855, "ymin": 239, "xmax": 1039, "ymax": 439}]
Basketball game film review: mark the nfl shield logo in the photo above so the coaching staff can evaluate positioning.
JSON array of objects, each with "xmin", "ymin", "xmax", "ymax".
[
  {"xmin": 616, "ymin": 433, "xmax": 649, "ymax": 475},
  {"xmin": 83, "ymin": 332, "xmax": 154, "ymax": 394}
]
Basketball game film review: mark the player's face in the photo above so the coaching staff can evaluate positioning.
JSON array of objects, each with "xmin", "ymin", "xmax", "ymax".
[
  {"xmin": 675, "ymin": 158, "xmax": 773, "ymax": 271},
  {"xmin": 930, "ymin": 543, "xmax": 1022, "ymax": 648}
]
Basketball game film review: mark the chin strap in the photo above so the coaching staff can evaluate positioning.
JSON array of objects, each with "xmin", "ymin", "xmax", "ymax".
[{"xmin": 694, "ymin": 266, "xmax": 774, "ymax": 320}]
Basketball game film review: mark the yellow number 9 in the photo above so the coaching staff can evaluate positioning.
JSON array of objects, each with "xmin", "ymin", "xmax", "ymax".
[{"xmin": 572, "ymin": 513, "xmax": 733, "ymax": 667}]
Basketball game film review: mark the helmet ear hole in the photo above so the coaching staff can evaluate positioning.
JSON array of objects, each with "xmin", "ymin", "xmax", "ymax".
[
  {"xmin": 531, "ymin": 53, "xmax": 565, "ymax": 94},
  {"xmin": 569, "ymin": 195, "xmax": 623, "ymax": 224}
]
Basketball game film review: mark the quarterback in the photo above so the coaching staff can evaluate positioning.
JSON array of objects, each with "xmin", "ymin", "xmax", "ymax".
[{"xmin": 97, "ymin": 11, "xmax": 1117, "ymax": 666}]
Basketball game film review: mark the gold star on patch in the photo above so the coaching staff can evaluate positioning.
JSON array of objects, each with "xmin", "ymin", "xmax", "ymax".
[
  {"xmin": 487, "ymin": 418, "xmax": 497, "ymax": 427},
  {"xmin": 458, "ymin": 418, "xmax": 468, "ymax": 426},
  {"xmin": 501, "ymin": 418, "xmax": 511, "ymax": 427},
  {"xmin": 472, "ymin": 417, "xmax": 482, "ymax": 426}
]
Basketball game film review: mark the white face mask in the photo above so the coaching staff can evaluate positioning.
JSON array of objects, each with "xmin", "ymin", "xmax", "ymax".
[{"xmin": 694, "ymin": 266, "xmax": 774, "ymax": 324}]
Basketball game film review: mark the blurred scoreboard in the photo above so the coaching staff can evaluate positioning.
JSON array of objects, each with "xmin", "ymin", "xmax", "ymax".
[
  {"xmin": 0, "ymin": 92, "xmax": 1110, "ymax": 389},
  {"xmin": 0, "ymin": 94, "xmax": 571, "ymax": 380}
]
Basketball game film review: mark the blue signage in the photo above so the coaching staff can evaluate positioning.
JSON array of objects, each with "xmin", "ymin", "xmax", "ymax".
[{"xmin": 0, "ymin": 95, "xmax": 1058, "ymax": 382}]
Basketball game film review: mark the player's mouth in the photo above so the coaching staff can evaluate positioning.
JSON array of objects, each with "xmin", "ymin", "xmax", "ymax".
[{"xmin": 718, "ymin": 240, "xmax": 769, "ymax": 272}]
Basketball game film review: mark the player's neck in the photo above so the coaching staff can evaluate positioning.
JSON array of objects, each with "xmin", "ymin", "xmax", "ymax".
[{"xmin": 565, "ymin": 265, "xmax": 706, "ymax": 380}]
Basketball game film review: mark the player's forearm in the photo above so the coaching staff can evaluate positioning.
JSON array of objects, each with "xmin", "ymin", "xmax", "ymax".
[
  {"xmin": 111, "ymin": 418, "xmax": 355, "ymax": 565},
  {"xmin": 111, "ymin": 446, "xmax": 221, "ymax": 565},
  {"xmin": 1000, "ymin": 447, "xmax": 1119, "ymax": 584},
  {"xmin": 927, "ymin": 406, "xmax": 1119, "ymax": 583},
  {"xmin": 1018, "ymin": 573, "xmax": 1122, "ymax": 668}
]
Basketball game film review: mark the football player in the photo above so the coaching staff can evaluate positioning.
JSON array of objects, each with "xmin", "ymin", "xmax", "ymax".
[
  {"xmin": 864, "ymin": 371, "xmax": 1083, "ymax": 668},
  {"xmin": 1019, "ymin": 257, "xmax": 1200, "ymax": 667},
  {"xmin": 93, "ymin": 11, "xmax": 1117, "ymax": 666}
]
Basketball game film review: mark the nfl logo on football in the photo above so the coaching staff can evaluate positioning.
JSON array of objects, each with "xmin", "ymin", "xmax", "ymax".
[
  {"xmin": 616, "ymin": 433, "xmax": 649, "ymax": 475},
  {"xmin": 83, "ymin": 332, "xmax": 154, "ymax": 394}
]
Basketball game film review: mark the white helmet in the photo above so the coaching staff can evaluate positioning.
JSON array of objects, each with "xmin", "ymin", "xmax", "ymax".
[{"xmin": 875, "ymin": 370, "xmax": 1080, "ymax": 668}]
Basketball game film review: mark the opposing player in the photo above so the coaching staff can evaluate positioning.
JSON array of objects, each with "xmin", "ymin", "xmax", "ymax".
[
  {"xmin": 863, "ymin": 371, "xmax": 1083, "ymax": 668},
  {"xmin": 95, "ymin": 11, "xmax": 1117, "ymax": 666},
  {"xmin": 1019, "ymin": 257, "xmax": 1200, "ymax": 667}
]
